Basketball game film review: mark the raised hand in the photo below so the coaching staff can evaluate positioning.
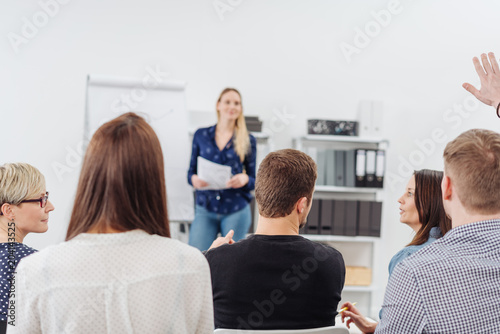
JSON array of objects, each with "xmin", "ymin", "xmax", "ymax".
[
  {"xmin": 463, "ymin": 52, "xmax": 500, "ymax": 110},
  {"xmin": 208, "ymin": 230, "xmax": 235, "ymax": 250}
]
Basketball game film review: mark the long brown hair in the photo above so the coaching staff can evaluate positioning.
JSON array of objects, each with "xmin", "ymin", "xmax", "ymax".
[
  {"xmin": 216, "ymin": 88, "xmax": 250, "ymax": 162},
  {"xmin": 66, "ymin": 112, "xmax": 170, "ymax": 240},
  {"xmin": 407, "ymin": 169, "xmax": 451, "ymax": 246}
]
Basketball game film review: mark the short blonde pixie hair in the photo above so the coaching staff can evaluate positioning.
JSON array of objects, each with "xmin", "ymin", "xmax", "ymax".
[{"xmin": 0, "ymin": 163, "xmax": 46, "ymax": 209}]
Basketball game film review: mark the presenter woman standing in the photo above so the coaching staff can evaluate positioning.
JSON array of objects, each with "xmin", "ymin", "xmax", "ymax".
[{"xmin": 188, "ymin": 88, "xmax": 256, "ymax": 251}]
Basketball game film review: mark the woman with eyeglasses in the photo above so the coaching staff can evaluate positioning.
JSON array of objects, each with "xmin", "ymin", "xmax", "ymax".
[
  {"xmin": 0, "ymin": 163, "xmax": 54, "ymax": 333},
  {"xmin": 10, "ymin": 113, "xmax": 213, "ymax": 333}
]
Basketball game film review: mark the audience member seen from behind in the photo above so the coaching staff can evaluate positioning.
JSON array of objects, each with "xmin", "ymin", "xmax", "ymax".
[
  {"xmin": 463, "ymin": 52, "xmax": 500, "ymax": 115},
  {"xmin": 0, "ymin": 163, "xmax": 54, "ymax": 334},
  {"xmin": 188, "ymin": 88, "xmax": 257, "ymax": 251},
  {"xmin": 373, "ymin": 129, "xmax": 500, "ymax": 333},
  {"xmin": 205, "ymin": 149, "xmax": 345, "ymax": 330},
  {"xmin": 10, "ymin": 113, "xmax": 214, "ymax": 334},
  {"xmin": 341, "ymin": 169, "xmax": 451, "ymax": 333}
]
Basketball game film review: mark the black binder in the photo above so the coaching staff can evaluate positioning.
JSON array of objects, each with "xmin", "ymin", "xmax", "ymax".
[
  {"xmin": 320, "ymin": 199, "xmax": 333, "ymax": 235},
  {"xmin": 332, "ymin": 200, "xmax": 345, "ymax": 235},
  {"xmin": 370, "ymin": 201, "xmax": 382, "ymax": 237},
  {"xmin": 306, "ymin": 199, "xmax": 321, "ymax": 234},
  {"xmin": 345, "ymin": 201, "xmax": 358, "ymax": 236}
]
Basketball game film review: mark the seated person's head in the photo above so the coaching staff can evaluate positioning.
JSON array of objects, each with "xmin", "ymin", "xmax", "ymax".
[
  {"xmin": 443, "ymin": 129, "xmax": 500, "ymax": 216},
  {"xmin": 66, "ymin": 112, "xmax": 170, "ymax": 240},
  {"xmin": 405, "ymin": 169, "xmax": 452, "ymax": 246},
  {"xmin": 0, "ymin": 163, "xmax": 54, "ymax": 238},
  {"xmin": 255, "ymin": 149, "xmax": 317, "ymax": 227}
]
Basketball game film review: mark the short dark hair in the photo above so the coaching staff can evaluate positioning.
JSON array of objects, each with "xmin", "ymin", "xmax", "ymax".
[
  {"xmin": 255, "ymin": 149, "xmax": 317, "ymax": 218},
  {"xmin": 66, "ymin": 112, "xmax": 170, "ymax": 240}
]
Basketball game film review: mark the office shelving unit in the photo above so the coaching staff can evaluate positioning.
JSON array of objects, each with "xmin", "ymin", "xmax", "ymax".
[{"xmin": 294, "ymin": 135, "xmax": 388, "ymax": 319}]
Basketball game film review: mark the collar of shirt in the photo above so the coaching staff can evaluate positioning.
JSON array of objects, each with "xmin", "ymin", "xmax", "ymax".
[
  {"xmin": 441, "ymin": 219, "xmax": 500, "ymax": 245},
  {"xmin": 208, "ymin": 125, "xmax": 233, "ymax": 151}
]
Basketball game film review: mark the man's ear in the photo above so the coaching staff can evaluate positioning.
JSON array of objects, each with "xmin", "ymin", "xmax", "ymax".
[
  {"xmin": 442, "ymin": 175, "xmax": 452, "ymax": 201},
  {"xmin": 296, "ymin": 197, "xmax": 308, "ymax": 213}
]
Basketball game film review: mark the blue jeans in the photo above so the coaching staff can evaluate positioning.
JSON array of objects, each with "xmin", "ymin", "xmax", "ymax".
[{"xmin": 188, "ymin": 204, "xmax": 252, "ymax": 251}]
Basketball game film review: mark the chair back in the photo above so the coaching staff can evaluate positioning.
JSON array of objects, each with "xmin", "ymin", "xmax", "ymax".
[{"xmin": 214, "ymin": 326, "xmax": 349, "ymax": 334}]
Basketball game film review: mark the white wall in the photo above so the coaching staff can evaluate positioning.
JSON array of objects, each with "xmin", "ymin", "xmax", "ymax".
[{"xmin": 2, "ymin": 0, "xmax": 500, "ymax": 312}]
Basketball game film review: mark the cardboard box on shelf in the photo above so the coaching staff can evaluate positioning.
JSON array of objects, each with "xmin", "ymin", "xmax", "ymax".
[{"xmin": 345, "ymin": 266, "xmax": 372, "ymax": 286}]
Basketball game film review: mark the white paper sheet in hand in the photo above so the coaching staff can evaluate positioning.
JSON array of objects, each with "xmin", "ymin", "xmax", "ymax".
[{"xmin": 197, "ymin": 156, "xmax": 232, "ymax": 190}]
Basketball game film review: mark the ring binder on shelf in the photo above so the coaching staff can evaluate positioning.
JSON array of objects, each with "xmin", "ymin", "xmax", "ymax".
[
  {"xmin": 365, "ymin": 150, "xmax": 377, "ymax": 188},
  {"xmin": 355, "ymin": 150, "xmax": 366, "ymax": 187},
  {"xmin": 375, "ymin": 150, "xmax": 385, "ymax": 188}
]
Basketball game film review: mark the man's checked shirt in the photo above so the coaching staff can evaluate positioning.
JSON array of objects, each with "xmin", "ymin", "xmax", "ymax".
[{"xmin": 376, "ymin": 219, "xmax": 500, "ymax": 334}]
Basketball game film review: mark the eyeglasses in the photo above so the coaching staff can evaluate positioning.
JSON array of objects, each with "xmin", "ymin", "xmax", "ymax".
[
  {"xmin": 20, "ymin": 192, "xmax": 49, "ymax": 209},
  {"xmin": 0, "ymin": 192, "xmax": 49, "ymax": 216}
]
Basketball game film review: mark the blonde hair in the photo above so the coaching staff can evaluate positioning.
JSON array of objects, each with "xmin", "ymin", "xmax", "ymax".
[
  {"xmin": 443, "ymin": 129, "xmax": 500, "ymax": 214},
  {"xmin": 216, "ymin": 88, "xmax": 250, "ymax": 162},
  {"xmin": 0, "ymin": 163, "xmax": 46, "ymax": 207}
]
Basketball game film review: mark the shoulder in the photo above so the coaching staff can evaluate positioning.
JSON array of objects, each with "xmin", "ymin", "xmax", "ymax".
[
  {"xmin": 248, "ymin": 133, "xmax": 256, "ymax": 143},
  {"xmin": 305, "ymin": 239, "xmax": 343, "ymax": 258},
  {"xmin": 15, "ymin": 243, "xmax": 37, "ymax": 258},
  {"xmin": 194, "ymin": 125, "xmax": 216, "ymax": 139},
  {"xmin": 390, "ymin": 245, "xmax": 420, "ymax": 266},
  {"xmin": 205, "ymin": 237, "xmax": 250, "ymax": 262},
  {"xmin": 15, "ymin": 242, "xmax": 66, "ymax": 274},
  {"xmin": 395, "ymin": 238, "xmax": 448, "ymax": 274},
  {"xmin": 290, "ymin": 238, "xmax": 345, "ymax": 276},
  {"xmin": 147, "ymin": 234, "xmax": 210, "ymax": 271},
  {"xmin": 428, "ymin": 226, "xmax": 443, "ymax": 239},
  {"xmin": 392, "ymin": 231, "xmax": 443, "ymax": 267}
]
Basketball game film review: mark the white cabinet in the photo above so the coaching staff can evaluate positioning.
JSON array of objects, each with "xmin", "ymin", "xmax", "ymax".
[{"xmin": 294, "ymin": 135, "xmax": 388, "ymax": 319}]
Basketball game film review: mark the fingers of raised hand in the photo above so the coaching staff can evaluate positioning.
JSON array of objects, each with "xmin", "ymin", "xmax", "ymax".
[
  {"xmin": 473, "ymin": 57, "xmax": 487, "ymax": 78},
  {"xmin": 488, "ymin": 52, "xmax": 500, "ymax": 74},
  {"xmin": 225, "ymin": 230, "xmax": 234, "ymax": 242},
  {"xmin": 462, "ymin": 82, "xmax": 480, "ymax": 98},
  {"xmin": 481, "ymin": 53, "xmax": 493, "ymax": 75}
]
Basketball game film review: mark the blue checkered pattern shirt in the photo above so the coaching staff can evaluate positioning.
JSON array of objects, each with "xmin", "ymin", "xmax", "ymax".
[{"xmin": 376, "ymin": 219, "xmax": 500, "ymax": 334}]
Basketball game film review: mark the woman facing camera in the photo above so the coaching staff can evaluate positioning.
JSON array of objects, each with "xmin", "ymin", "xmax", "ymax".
[
  {"xmin": 0, "ymin": 163, "xmax": 54, "ymax": 333},
  {"xmin": 11, "ymin": 113, "xmax": 213, "ymax": 333},
  {"xmin": 341, "ymin": 169, "xmax": 451, "ymax": 334},
  {"xmin": 188, "ymin": 88, "xmax": 257, "ymax": 251}
]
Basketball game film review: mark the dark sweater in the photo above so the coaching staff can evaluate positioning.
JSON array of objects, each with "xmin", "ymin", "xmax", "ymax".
[{"xmin": 205, "ymin": 234, "xmax": 345, "ymax": 330}]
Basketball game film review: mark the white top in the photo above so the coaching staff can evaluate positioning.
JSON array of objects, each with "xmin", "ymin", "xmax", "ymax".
[{"xmin": 7, "ymin": 229, "xmax": 214, "ymax": 334}]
